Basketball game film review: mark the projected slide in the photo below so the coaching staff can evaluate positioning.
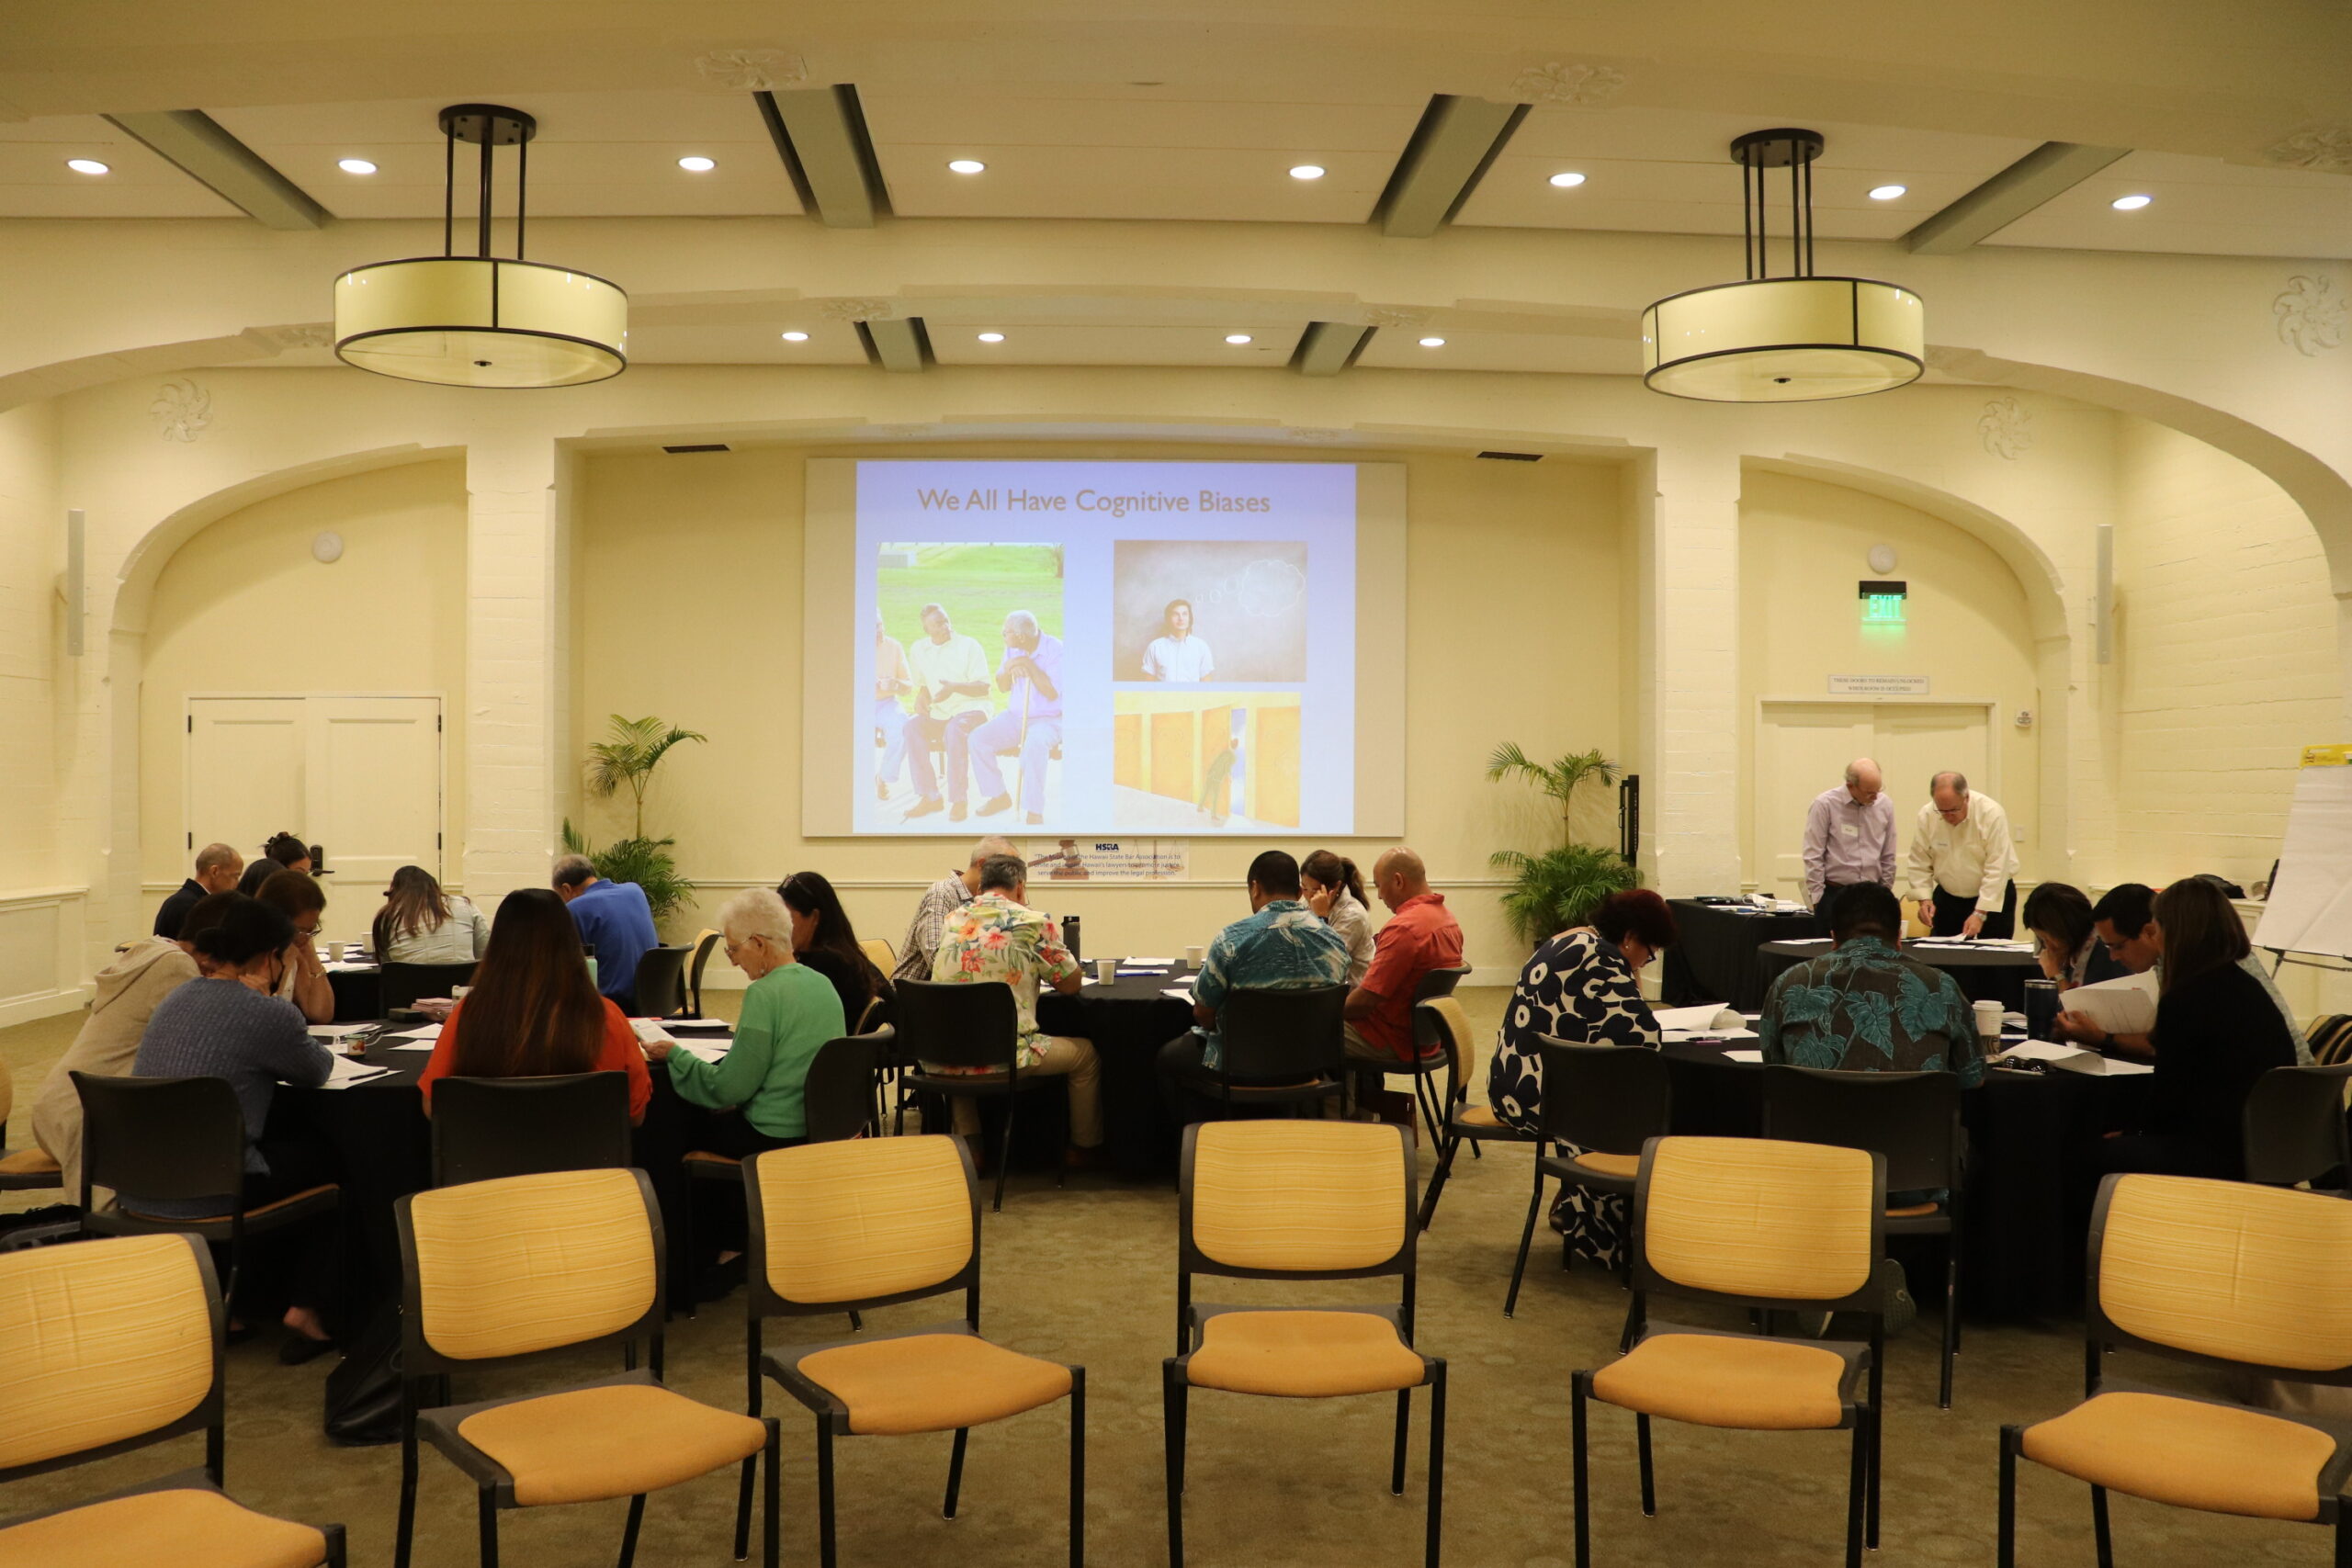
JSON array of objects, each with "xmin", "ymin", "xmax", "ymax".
[{"xmin": 853, "ymin": 460, "xmax": 1357, "ymax": 835}]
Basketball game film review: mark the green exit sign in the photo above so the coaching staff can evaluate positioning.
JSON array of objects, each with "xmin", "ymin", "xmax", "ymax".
[{"xmin": 1859, "ymin": 579, "xmax": 1907, "ymax": 624}]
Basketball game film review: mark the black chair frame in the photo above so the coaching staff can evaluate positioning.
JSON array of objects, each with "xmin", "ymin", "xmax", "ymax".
[
  {"xmin": 685, "ymin": 931, "xmax": 724, "ymax": 1018},
  {"xmin": 1172, "ymin": 984, "xmax": 1349, "ymax": 1117},
  {"xmin": 379, "ymin": 961, "xmax": 480, "ymax": 1014},
  {"xmin": 429, "ymin": 1070, "xmax": 634, "ymax": 1188},
  {"xmin": 1415, "ymin": 998, "xmax": 1540, "ymax": 1231},
  {"xmin": 631, "ymin": 945, "xmax": 690, "ymax": 1021},
  {"xmin": 895, "ymin": 978, "xmax": 1067, "ymax": 1211},
  {"xmin": 0, "ymin": 1118, "xmax": 62, "ymax": 1191},
  {"xmin": 1506, "ymin": 1041, "xmax": 1672, "ymax": 1318},
  {"xmin": 2244, "ymin": 1063, "xmax": 2352, "ymax": 1190},
  {"xmin": 1374, "ymin": 965, "xmax": 1473, "ymax": 1148}
]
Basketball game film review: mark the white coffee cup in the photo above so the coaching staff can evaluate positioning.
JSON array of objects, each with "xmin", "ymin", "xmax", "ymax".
[
  {"xmin": 1094, "ymin": 958, "xmax": 1116, "ymax": 983},
  {"xmin": 451, "ymin": 985, "xmax": 472, "ymax": 1001},
  {"xmin": 1185, "ymin": 944, "xmax": 1206, "ymax": 968},
  {"xmin": 1973, "ymin": 999, "xmax": 2005, "ymax": 1041}
]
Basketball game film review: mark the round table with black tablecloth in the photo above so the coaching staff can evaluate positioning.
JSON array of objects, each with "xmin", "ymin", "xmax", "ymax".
[
  {"xmin": 1655, "ymin": 1036, "xmax": 2151, "ymax": 1319},
  {"xmin": 1755, "ymin": 937, "xmax": 2042, "ymax": 1010},
  {"xmin": 326, "ymin": 966, "xmax": 383, "ymax": 1022},
  {"xmin": 1660, "ymin": 900, "xmax": 1820, "ymax": 1010},
  {"xmin": 1035, "ymin": 970, "xmax": 1198, "ymax": 1179}
]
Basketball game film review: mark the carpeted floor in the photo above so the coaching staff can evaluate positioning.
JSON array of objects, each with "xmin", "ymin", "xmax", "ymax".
[{"xmin": 0, "ymin": 990, "xmax": 2317, "ymax": 1566}]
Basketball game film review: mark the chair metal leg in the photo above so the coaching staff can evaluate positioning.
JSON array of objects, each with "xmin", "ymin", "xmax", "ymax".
[
  {"xmin": 1425, "ymin": 1361, "xmax": 1446, "ymax": 1568},
  {"xmin": 944, "ymin": 1426, "xmax": 970, "ymax": 1517},
  {"xmin": 616, "ymin": 1493, "xmax": 646, "ymax": 1568},
  {"xmin": 1996, "ymin": 1427, "xmax": 2019, "ymax": 1568},
  {"xmin": 1417, "ymin": 1128, "xmax": 1461, "ymax": 1231},
  {"xmin": 395, "ymin": 1431, "xmax": 420, "ymax": 1568},
  {"xmin": 1939, "ymin": 1233, "xmax": 1960, "ymax": 1410},
  {"xmin": 1571, "ymin": 1372, "xmax": 1592, "ymax": 1568},
  {"xmin": 993, "ymin": 1099, "xmax": 1014, "ymax": 1213},
  {"xmin": 2091, "ymin": 1483, "xmax": 2113, "ymax": 1568},
  {"xmin": 763, "ymin": 1421, "xmax": 781, "ymax": 1568},
  {"xmin": 1392, "ymin": 1387, "xmax": 1410, "ymax": 1495},
  {"xmin": 2336, "ymin": 1512, "xmax": 2350, "ymax": 1568},
  {"xmin": 1069, "ymin": 1367, "xmax": 1086, "ymax": 1568},
  {"xmin": 1412, "ymin": 1074, "xmax": 1442, "ymax": 1151},
  {"xmin": 1866, "ymin": 1337, "xmax": 1883, "ymax": 1551},
  {"xmin": 1163, "ymin": 1363, "xmax": 1187, "ymax": 1568},
  {"xmin": 1848, "ymin": 1414, "xmax": 1869, "ymax": 1568},
  {"xmin": 323, "ymin": 1524, "xmax": 347, "ymax": 1568},
  {"xmin": 477, "ymin": 1487, "xmax": 499, "ymax": 1568},
  {"xmin": 1505, "ymin": 1167, "xmax": 1546, "ymax": 1316},
  {"xmin": 735, "ymin": 1325, "xmax": 761, "ymax": 1560},
  {"xmin": 848, "ymin": 1309, "xmax": 864, "ymax": 1333},
  {"xmin": 816, "ymin": 1421, "xmax": 838, "ymax": 1568},
  {"xmin": 1635, "ymin": 1414, "xmax": 1655, "ymax": 1517}
]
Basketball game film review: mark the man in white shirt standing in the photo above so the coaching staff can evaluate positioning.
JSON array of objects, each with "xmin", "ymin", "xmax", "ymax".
[
  {"xmin": 1800, "ymin": 757, "xmax": 1897, "ymax": 927},
  {"xmin": 902, "ymin": 604, "xmax": 994, "ymax": 822},
  {"xmin": 1140, "ymin": 598, "xmax": 1216, "ymax": 682},
  {"xmin": 1905, "ymin": 771, "xmax": 2019, "ymax": 937}
]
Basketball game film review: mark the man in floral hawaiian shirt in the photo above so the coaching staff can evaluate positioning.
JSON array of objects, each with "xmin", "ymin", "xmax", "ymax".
[
  {"xmin": 1758, "ymin": 882, "xmax": 1984, "ymax": 1088},
  {"xmin": 926, "ymin": 854, "xmax": 1104, "ymax": 1157}
]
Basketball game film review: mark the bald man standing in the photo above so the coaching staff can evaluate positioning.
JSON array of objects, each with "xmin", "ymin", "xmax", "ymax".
[
  {"xmin": 1906, "ymin": 771, "xmax": 2018, "ymax": 938},
  {"xmin": 1800, "ymin": 759, "xmax": 1897, "ymax": 919},
  {"xmin": 1341, "ymin": 848, "xmax": 1464, "ymax": 1105}
]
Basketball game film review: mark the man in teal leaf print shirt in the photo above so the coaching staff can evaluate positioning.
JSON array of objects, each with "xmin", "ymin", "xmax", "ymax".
[{"xmin": 1758, "ymin": 883, "xmax": 1984, "ymax": 1088}]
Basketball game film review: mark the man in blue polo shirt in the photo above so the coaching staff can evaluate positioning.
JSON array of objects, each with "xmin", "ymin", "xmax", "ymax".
[
  {"xmin": 1155, "ymin": 849, "xmax": 1351, "ymax": 1124},
  {"xmin": 553, "ymin": 853, "xmax": 659, "ymax": 1013}
]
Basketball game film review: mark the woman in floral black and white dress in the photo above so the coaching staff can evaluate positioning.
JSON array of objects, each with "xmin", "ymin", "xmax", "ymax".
[{"xmin": 1486, "ymin": 889, "xmax": 1679, "ymax": 1268}]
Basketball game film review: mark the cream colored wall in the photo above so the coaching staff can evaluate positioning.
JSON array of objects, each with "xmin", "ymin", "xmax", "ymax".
[
  {"xmin": 571, "ymin": 443, "xmax": 1625, "ymax": 977},
  {"xmin": 2110, "ymin": 419, "xmax": 2345, "ymax": 889},
  {"xmin": 1736, "ymin": 468, "xmax": 2043, "ymax": 884},
  {"xmin": 136, "ymin": 458, "xmax": 469, "ymax": 920}
]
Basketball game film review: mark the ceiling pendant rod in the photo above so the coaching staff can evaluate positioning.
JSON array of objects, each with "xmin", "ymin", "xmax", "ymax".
[
  {"xmin": 515, "ymin": 132, "xmax": 527, "ymax": 261},
  {"xmin": 441, "ymin": 124, "xmax": 454, "ymax": 257},
  {"xmin": 476, "ymin": 130, "xmax": 493, "ymax": 259}
]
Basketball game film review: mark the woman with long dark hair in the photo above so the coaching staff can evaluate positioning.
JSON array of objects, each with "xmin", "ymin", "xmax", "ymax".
[
  {"xmin": 1300, "ymin": 850, "xmax": 1375, "ymax": 985},
  {"xmin": 2021, "ymin": 881, "xmax": 2126, "ymax": 990},
  {"xmin": 372, "ymin": 863, "xmax": 489, "ymax": 963},
  {"xmin": 778, "ymin": 870, "xmax": 893, "ymax": 1030},
  {"xmin": 415, "ymin": 888, "xmax": 650, "ymax": 1122}
]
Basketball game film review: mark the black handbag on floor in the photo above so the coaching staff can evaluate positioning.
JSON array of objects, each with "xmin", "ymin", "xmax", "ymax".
[{"xmin": 323, "ymin": 1303, "xmax": 404, "ymax": 1446}]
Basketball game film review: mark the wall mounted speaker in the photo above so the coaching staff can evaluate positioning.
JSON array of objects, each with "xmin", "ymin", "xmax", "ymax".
[
  {"xmin": 2093, "ymin": 522, "xmax": 2113, "ymax": 666},
  {"xmin": 62, "ymin": 508, "xmax": 85, "ymax": 658}
]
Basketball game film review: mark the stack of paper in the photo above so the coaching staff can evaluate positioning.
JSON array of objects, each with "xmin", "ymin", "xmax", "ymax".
[
  {"xmin": 2060, "ymin": 972, "xmax": 2158, "ymax": 1036},
  {"xmin": 1653, "ymin": 1003, "xmax": 1745, "ymax": 1032},
  {"xmin": 320, "ymin": 1055, "xmax": 392, "ymax": 1089},
  {"xmin": 1996, "ymin": 1039, "xmax": 2155, "ymax": 1077}
]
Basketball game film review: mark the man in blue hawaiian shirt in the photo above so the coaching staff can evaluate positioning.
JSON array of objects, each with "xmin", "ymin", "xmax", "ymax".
[
  {"xmin": 1156, "ymin": 849, "xmax": 1351, "ymax": 1123},
  {"xmin": 1758, "ymin": 882, "xmax": 1984, "ymax": 1088}
]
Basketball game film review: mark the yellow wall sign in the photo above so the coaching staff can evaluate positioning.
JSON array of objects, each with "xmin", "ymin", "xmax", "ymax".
[{"xmin": 2300, "ymin": 745, "xmax": 2352, "ymax": 767}]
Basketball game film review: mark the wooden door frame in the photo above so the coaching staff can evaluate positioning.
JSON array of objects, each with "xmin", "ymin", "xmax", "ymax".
[
  {"xmin": 181, "ymin": 692, "xmax": 448, "ymax": 884},
  {"xmin": 1751, "ymin": 695, "xmax": 2002, "ymax": 895}
]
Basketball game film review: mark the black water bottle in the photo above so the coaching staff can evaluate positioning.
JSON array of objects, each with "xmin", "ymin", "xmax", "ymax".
[
  {"xmin": 2022, "ymin": 978, "xmax": 2060, "ymax": 1042},
  {"xmin": 1061, "ymin": 915, "xmax": 1082, "ymax": 963}
]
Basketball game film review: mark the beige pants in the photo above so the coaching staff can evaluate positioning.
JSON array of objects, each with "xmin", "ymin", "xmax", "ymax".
[{"xmin": 947, "ymin": 1034, "xmax": 1104, "ymax": 1148}]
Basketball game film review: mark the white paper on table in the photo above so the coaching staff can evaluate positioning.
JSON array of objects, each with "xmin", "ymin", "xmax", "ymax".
[
  {"xmin": 677, "ymin": 1040, "xmax": 730, "ymax": 1064},
  {"xmin": 668, "ymin": 1018, "xmax": 732, "ymax": 1032},
  {"xmin": 322, "ymin": 961, "xmax": 379, "ymax": 973},
  {"xmin": 1996, "ymin": 1040, "xmax": 2154, "ymax": 1076},
  {"xmin": 2061, "ymin": 972, "xmax": 2158, "ymax": 1036},
  {"xmin": 1161, "ymin": 987, "xmax": 1200, "ymax": 1001},
  {"xmin": 1652, "ymin": 1003, "xmax": 1745, "ymax": 1032},
  {"xmin": 628, "ymin": 1018, "xmax": 676, "ymax": 1049},
  {"xmin": 1997, "ymin": 1039, "xmax": 2082, "ymax": 1063},
  {"xmin": 1124, "ymin": 956, "xmax": 1175, "ymax": 966},
  {"xmin": 309, "ymin": 1023, "xmax": 377, "ymax": 1039},
  {"xmin": 384, "ymin": 1039, "xmax": 438, "ymax": 1052},
  {"xmin": 319, "ymin": 1055, "xmax": 393, "ymax": 1089},
  {"xmin": 1661, "ymin": 1028, "xmax": 1760, "ymax": 1043},
  {"xmin": 389, "ymin": 1023, "xmax": 442, "ymax": 1042},
  {"xmin": 1723, "ymin": 1048, "xmax": 1765, "ymax": 1063}
]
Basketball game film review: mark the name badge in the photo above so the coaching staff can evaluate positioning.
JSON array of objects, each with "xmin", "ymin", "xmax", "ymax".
[{"xmin": 1839, "ymin": 823, "xmax": 1859, "ymax": 839}]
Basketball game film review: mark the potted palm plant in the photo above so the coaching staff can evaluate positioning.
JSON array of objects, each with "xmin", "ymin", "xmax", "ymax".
[
  {"xmin": 562, "ymin": 714, "xmax": 706, "ymax": 931},
  {"xmin": 1486, "ymin": 742, "xmax": 1640, "ymax": 948}
]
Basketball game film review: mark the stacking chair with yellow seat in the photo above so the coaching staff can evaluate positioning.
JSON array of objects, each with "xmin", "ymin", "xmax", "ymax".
[
  {"xmin": 1164, "ymin": 1120, "xmax": 1446, "ymax": 1568},
  {"xmin": 858, "ymin": 936, "xmax": 896, "ymax": 974},
  {"xmin": 390, "ymin": 1167, "xmax": 777, "ymax": 1568},
  {"xmin": 741, "ymin": 1134, "xmax": 1084, "ymax": 1568},
  {"xmin": 1998, "ymin": 1173, "xmax": 2352, "ymax": 1567},
  {"xmin": 684, "ymin": 927, "xmax": 724, "ymax": 1017},
  {"xmin": 1415, "ymin": 995, "xmax": 1534, "ymax": 1231},
  {"xmin": 1571, "ymin": 1135, "xmax": 1889, "ymax": 1568},
  {"xmin": 0, "ymin": 1233, "xmax": 346, "ymax": 1567}
]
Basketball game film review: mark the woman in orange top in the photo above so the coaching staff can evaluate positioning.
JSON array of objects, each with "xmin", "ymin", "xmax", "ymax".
[{"xmin": 417, "ymin": 888, "xmax": 650, "ymax": 1122}]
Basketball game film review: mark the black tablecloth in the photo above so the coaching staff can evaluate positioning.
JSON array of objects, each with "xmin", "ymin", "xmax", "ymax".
[
  {"xmin": 1036, "ymin": 970, "xmax": 1198, "ymax": 1179},
  {"xmin": 327, "ymin": 967, "xmax": 383, "ymax": 1022},
  {"xmin": 1661, "ymin": 900, "xmax": 1819, "ymax": 1010},
  {"xmin": 1656, "ymin": 1037, "xmax": 2149, "ymax": 1318},
  {"xmin": 1755, "ymin": 938, "xmax": 2042, "ymax": 1010}
]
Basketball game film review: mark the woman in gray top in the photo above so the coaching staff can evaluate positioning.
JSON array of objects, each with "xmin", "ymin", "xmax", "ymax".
[
  {"xmin": 130, "ymin": 894, "xmax": 338, "ymax": 1359},
  {"xmin": 372, "ymin": 863, "xmax": 490, "ymax": 964}
]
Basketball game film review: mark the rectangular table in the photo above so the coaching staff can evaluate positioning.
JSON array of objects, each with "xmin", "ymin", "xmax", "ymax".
[{"xmin": 1661, "ymin": 899, "xmax": 1819, "ymax": 1011}]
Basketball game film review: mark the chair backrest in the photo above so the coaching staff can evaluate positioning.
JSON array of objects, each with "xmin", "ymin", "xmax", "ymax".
[
  {"xmin": 744, "ymin": 1134, "xmax": 979, "ymax": 1318},
  {"xmin": 73, "ymin": 1073, "xmax": 248, "ymax": 1212},
  {"xmin": 894, "ymin": 978, "xmax": 1020, "ymax": 1070},
  {"xmin": 1217, "ymin": 986, "xmax": 1347, "ymax": 1083},
  {"xmin": 398, "ymin": 1167, "xmax": 663, "ymax": 1375},
  {"xmin": 804, "ymin": 1032, "xmax": 886, "ymax": 1144},
  {"xmin": 686, "ymin": 929, "xmax": 724, "ymax": 1017},
  {"xmin": 859, "ymin": 937, "xmax": 897, "ymax": 973},
  {"xmin": 2307, "ymin": 1013, "xmax": 2352, "ymax": 1067},
  {"xmin": 0, "ymin": 1233, "xmax": 221, "ymax": 1483},
  {"xmin": 1759, "ymin": 1065, "xmax": 1963, "ymax": 1194},
  {"xmin": 1180, "ymin": 1120, "xmax": 1414, "ymax": 1281},
  {"xmin": 2087, "ymin": 1173, "xmax": 2352, "ymax": 1381},
  {"xmin": 429, "ymin": 1071, "xmax": 634, "ymax": 1188},
  {"xmin": 2243, "ymin": 1064, "xmax": 2352, "ymax": 1186},
  {"xmin": 380, "ymin": 960, "xmax": 481, "ymax": 1013},
  {"xmin": 1534, "ymin": 1041, "xmax": 1672, "ymax": 1156},
  {"xmin": 630, "ymin": 945, "xmax": 689, "ymax": 1019},
  {"xmin": 1413, "ymin": 996, "xmax": 1476, "ymax": 1078},
  {"xmin": 1412, "ymin": 964, "xmax": 1472, "ymax": 1005},
  {"xmin": 1632, "ymin": 1135, "xmax": 1885, "ymax": 1313}
]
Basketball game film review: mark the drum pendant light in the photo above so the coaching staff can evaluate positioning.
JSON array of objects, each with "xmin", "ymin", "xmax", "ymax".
[
  {"xmin": 334, "ymin": 105, "xmax": 627, "ymax": 389},
  {"xmin": 1643, "ymin": 129, "xmax": 1921, "ymax": 402}
]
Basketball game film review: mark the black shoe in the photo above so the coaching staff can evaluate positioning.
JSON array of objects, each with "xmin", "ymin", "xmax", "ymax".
[{"xmin": 278, "ymin": 1331, "xmax": 336, "ymax": 1367}]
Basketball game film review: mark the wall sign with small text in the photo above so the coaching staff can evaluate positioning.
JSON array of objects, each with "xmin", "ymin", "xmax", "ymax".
[{"xmin": 1827, "ymin": 674, "xmax": 1930, "ymax": 696}]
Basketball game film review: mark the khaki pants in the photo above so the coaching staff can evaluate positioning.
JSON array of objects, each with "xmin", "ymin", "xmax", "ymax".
[{"xmin": 948, "ymin": 1034, "xmax": 1104, "ymax": 1147}]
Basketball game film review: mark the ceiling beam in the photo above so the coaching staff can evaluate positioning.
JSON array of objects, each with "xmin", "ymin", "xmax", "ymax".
[
  {"xmin": 104, "ymin": 109, "xmax": 328, "ymax": 230},
  {"xmin": 1375, "ymin": 96, "xmax": 1527, "ymax": 239},
  {"xmin": 757, "ymin": 85, "xmax": 889, "ymax": 228},
  {"xmin": 861, "ymin": 317, "xmax": 929, "ymax": 372},
  {"xmin": 1293, "ymin": 322, "xmax": 1372, "ymax": 376},
  {"xmin": 1904, "ymin": 141, "xmax": 2131, "ymax": 254}
]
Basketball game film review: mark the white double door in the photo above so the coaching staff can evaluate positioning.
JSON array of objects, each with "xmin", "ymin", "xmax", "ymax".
[
  {"xmin": 186, "ymin": 695, "xmax": 443, "ymax": 893},
  {"xmin": 1753, "ymin": 701, "xmax": 1991, "ymax": 901}
]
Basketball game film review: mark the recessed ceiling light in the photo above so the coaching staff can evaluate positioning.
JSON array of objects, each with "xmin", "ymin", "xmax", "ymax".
[
  {"xmin": 1548, "ymin": 171, "xmax": 1587, "ymax": 188},
  {"xmin": 1419, "ymin": 336, "xmax": 1446, "ymax": 348},
  {"xmin": 781, "ymin": 331, "xmax": 809, "ymax": 343},
  {"xmin": 1225, "ymin": 333, "xmax": 1253, "ymax": 344},
  {"xmin": 947, "ymin": 158, "xmax": 986, "ymax": 175},
  {"xmin": 977, "ymin": 332, "xmax": 1005, "ymax": 344},
  {"xmin": 338, "ymin": 158, "xmax": 379, "ymax": 175},
  {"xmin": 677, "ymin": 155, "xmax": 716, "ymax": 173},
  {"xmin": 64, "ymin": 158, "xmax": 108, "ymax": 175},
  {"xmin": 2110, "ymin": 193, "xmax": 2152, "ymax": 210},
  {"xmin": 1289, "ymin": 164, "xmax": 1326, "ymax": 180},
  {"xmin": 1867, "ymin": 184, "xmax": 1906, "ymax": 200}
]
